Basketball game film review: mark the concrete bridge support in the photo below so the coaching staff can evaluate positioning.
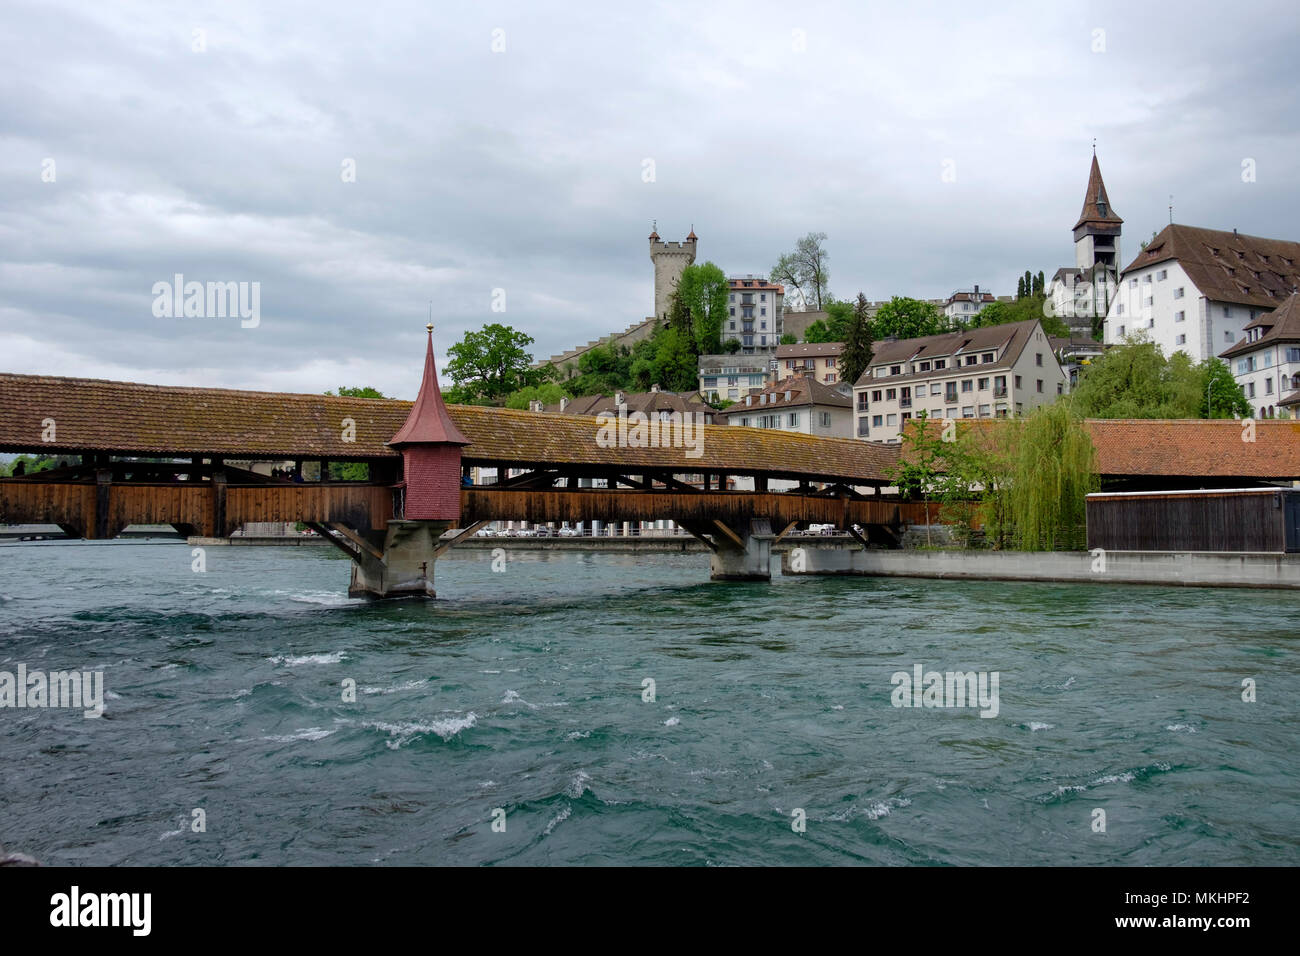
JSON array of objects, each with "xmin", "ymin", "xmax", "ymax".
[
  {"xmin": 348, "ymin": 520, "xmax": 451, "ymax": 599},
  {"xmin": 780, "ymin": 542, "xmax": 862, "ymax": 576},
  {"xmin": 709, "ymin": 518, "xmax": 774, "ymax": 582}
]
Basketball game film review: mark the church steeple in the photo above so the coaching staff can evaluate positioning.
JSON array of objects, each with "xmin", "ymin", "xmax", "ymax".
[{"xmin": 1073, "ymin": 153, "xmax": 1122, "ymax": 273}]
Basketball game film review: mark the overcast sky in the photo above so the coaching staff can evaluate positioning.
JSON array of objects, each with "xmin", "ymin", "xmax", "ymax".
[{"xmin": 3, "ymin": 0, "xmax": 1298, "ymax": 401}]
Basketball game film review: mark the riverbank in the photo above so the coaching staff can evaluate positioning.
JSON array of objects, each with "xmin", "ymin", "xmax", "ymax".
[{"xmin": 782, "ymin": 546, "xmax": 1300, "ymax": 590}]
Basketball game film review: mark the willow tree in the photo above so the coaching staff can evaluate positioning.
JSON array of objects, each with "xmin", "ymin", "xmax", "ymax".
[{"xmin": 1001, "ymin": 403, "xmax": 1098, "ymax": 550}]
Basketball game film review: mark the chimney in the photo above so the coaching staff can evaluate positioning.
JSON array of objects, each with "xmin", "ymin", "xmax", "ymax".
[
  {"xmin": 974, "ymin": 284, "xmax": 980, "ymax": 298},
  {"xmin": 529, "ymin": 399, "xmax": 542, "ymax": 412},
  {"xmin": 615, "ymin": 390, "xmax": 626, "ymax": 406},
  {"xmin": 559, "ymin": 396, "xmax": 569, "ymax": 412},
  {"xmin": 650, "ymin": 383, "xmax": 660, "ymax": 393}
]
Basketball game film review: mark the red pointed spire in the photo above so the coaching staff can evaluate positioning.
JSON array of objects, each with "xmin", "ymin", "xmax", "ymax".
[
  {"xmin": 389, "ymin": 324, "xmax": 470, "ymax": 447},
  {"xmin": 1074, "ymin": 154, "xmax": 1122, "ymax": 229}
]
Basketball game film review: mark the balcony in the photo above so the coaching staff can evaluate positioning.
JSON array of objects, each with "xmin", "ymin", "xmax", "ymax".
[
  {"xmin": 899, "ymin": 398, "xmax": 912, "ymax": 409},
  {"xmin": 993, "ymin": 387, "xmax": 1007, "ymax": 398}
]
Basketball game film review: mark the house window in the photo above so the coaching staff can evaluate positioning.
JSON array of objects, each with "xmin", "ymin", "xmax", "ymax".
[
  {"xmin": 1247, "ymin": 382, "xmax": 1256, "ymax": 398},
  {"xmin": 946, "ymin": 407, "xmax": 957, "ymax": 418},
  {"xmin": 729, "ymin": 321, "xmax": 736, "ymax": 330},
  {"xmin": 1175, "ymin": 311, "xmax": 1185, "ymax": 322},
  {"xmin": 857, "ymin": 393, "xmax": 869, "ymax": 410},
  {"xmin": 1176, "ymin": 334, "xmax": 1186, "ymax": 345},
  {"xmin": 890, "ymin": 365, "xmax": 901, "ymax": 375},
  {"xmin": 930, "ymin": 383, "xmax": 942, "ymax": 396},
  {"xmin": 788, "ymin": 413, "xmax": 799, "ymax": 427},
  {"xmin": 993, "ymin": 376, "xmax": 1007, "ymax": 397},
  {"xmin": 1265, "ymin": 378, "xmax": 1274, "ymax": 395},
  {"xmin": 1118, "ymin": 325, "xmax": 1125, "ymax": 336},
  {"xmin": 961, "ymin": 379, "xmax": 973, "ymax": 392},
  {"xmin": 872, "ymin": 415, "xmax": 883, "ymax": 427},
  {"xmin": 1224, "ymin": 306, "xmax": 1231, "ymax": 317},
  {"xmin": 729, "ymin": 307, "xmax": 735, "ymax": 316},
  {"xmin": 760, "ymin": 294, "xmax": 766, "ymax": 301},
  {"xmin": 1035, "ymin": 353, "xmax": 1043, "ymax": 366},
  {"xmin": 961, "ymin": 406, "xmax": 974, "ymax": 418},
  {"xmin": 826, "ymin": 357, "xmax": 836, "ymax": 367},
  {"xmin": 761, "ymin": 308, "xmax": 767, "ymax": 316},
  {"xmin": 919, "ymin": 361, "xmax": 930, "ymax": 371},
  {"xmin": 886, "ymin": 414, "xmax": 897, "ymax": 426},
  {"xmin": 945, "ymin": 382, "xmax": 957, "ymax": 402},
  {"xmin": 964, "ymin": 355, "xmax": 978, "ymax": 366},
  {"xmin": 981, "ymin": 352, "xmax": 994, "ymax": 363},
  {"xmin": 786, "ymin": 360, "xmax": 795, "ymax": 369},
  {"xmin": 1056, "ymin": 383, "xmax": 1063, "ymax": 395},
  {"xmin": 1014, "ymin": 375, "xmax": 1022, "ymax": 389},
  {"xmin": 1117, "ymin": 304, "xmax": 1125, "ymax": 315},
  {"xmin": 821, "ymin": 411, "xmax": 831, "ymax": 427},
  {"xmin": 977, "ymin": 377, "xmax": 989, "ymax": 390},
  {"xmin": 1157, "ymin": 269, "xmax": 1168, "ymax": 280},
  {"xmin": 1036, "ymin": 379, "xmax": 1044, "ymax": 393},
  {"xmin": 886, "ymin": 388, "xmax": 897, "ymax": 400},
  {"xmin": 1287, "ymin": 348, "xmax": 1300, "ymax": 363},
  {"xmin": 826, "ymin": 373, "xmax": 836, "ymax": 383},
  {"xmin": 1174, "ymin": 287, "xmax": 1184, "ymax": 299},
  {"xmin": 1144, "ymin": 296, "xmax": 1153, "ymax": 306},
  {"xmin": 871, "ymin": 390, "xmax": 882, "ymax": 402},
  {"xmin": 934, "ymin": 360, "xmax": 947, "ymax": 370},
  {"xmin": 978, "ymin": 404, "xmax": 991, "ymax": 417},
  {"xmin": 858, "ymin": 417, "xmax": 870, "ymax": 437},
  {"xmin": 901, "ymin": 412, "xmax": 912, "ymax": 421}
]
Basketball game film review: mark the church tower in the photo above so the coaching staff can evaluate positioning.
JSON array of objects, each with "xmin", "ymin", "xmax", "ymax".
[
  {"xmin": 1073, "ymin": 153, "xmax": 1123, "ymax": 273},
  {"xmin": 649, "ymin": 224, "xmax": 697, "ymax": 323}
]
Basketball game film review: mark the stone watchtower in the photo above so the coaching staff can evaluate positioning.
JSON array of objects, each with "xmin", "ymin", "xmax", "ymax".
[{"xmin": 649, "ymin": 225, "xmax": 697, "ymax": 322}]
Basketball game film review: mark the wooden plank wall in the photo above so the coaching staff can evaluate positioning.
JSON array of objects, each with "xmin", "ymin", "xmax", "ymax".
[{"xmin": 1086, "ymin": 491, "xmax": 1289, "ymax": 552}]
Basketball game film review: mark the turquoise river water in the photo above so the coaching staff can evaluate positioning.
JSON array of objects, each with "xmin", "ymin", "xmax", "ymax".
[{"xmin": 0, "ymin": 540, "xmax": 1296, "ymax": 866}]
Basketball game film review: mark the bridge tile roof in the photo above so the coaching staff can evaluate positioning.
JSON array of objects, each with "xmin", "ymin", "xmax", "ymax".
[{"xmin": 0, "ymin": 373, "xmax": 901, "ymax": 483}]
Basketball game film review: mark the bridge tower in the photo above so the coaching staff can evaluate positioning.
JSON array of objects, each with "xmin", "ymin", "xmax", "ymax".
[{"xmin": 349, "ymin": 324, "xmax": 471, "ymax": 599}]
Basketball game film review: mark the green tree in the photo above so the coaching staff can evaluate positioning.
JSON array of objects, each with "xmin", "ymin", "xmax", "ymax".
[
  {"xmin": 802, "ymin": 319, "xmax": 833, "ymax": 343},
  {"xmin": 325, "ymin": 385, "xmax": 390, "ymax": 399},
  {"xmin": 965, "ymin": 297, "xmax": 1069, "ymax": 338},
  {"xmin": 444, "ymin": 324, "xmax": 553, "ymax": 404},
  {"xmin": 779, "ymin": 333, "xmax": 797, "ymax": 345},
  {"xmin": 872, "ymin": 297, "xmax": 948, "ymax": 339},
  {"xmin": 839, "ymin": 293, "xmax": 875, "ymax": 387},
  {"xmin": 1000, "ymin": 403, "xmax": 1097, "ymax": 550},
  {"xmin": 505, "ymin": 382, "xmax": 572, "ymax": 410},
  {"xmin": 771, "ymin": 232, "xmax": 830, "ymax": 310},
  {"xmin": 3, "ymin": 454, "xmax": 58, "ymax": 476},
  {"xmin": 1016, "ymin": 276, "xmax": 1026, "ymax": 299},
  {"xmin": 678, "ymin": 261, "xmax": 729, "ymax": 355},
  {"xmin": 1069, "ymin": 336, "xmax": 1251, "ymax": 419}
]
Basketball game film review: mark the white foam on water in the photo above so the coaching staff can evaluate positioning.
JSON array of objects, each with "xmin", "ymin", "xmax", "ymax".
[
  {"xmin": 231, "ymin": 688, "xmax": 252, "ymax": 699},
  {"xmin": 1027, "ymin": 721, "xmax": 1054, "ymax": 731},
  {"xmin": 105, "ymin": 691, "xmax": 123, "ymax": 701},
  {"xmin": 1166, "ymin": 723, "xmax": 1197, "ymax": 733},
  {"xmin": 287, "ymin": 591, "xmax": 355, "ymax": 607},
  {"xmin": 268, "ymin": 652, "xmax": 346, "ymax": 666},
  {"xmin": 1092, "ymin": 772, "xmax": 1135, "ymax": 786},
  {"xmin": 361, "ymin": 678, "xmax": 428, "ymax": 696},
  {"xmin": 263, "ymin": 727, "xmax": 335, "ymax": 743},
  {"xmin": 544, "ymin": 804, "xmax": 572, "ymax": 836},
  {"xmin": 565, "ymin": 770, "xmax": 591, "ymax": 799},
  {"xmin": 158, "ymin": 825, "xmax": 187, "ymax": 842},
  {"xmin": 831, "ymin": 704, "xmax": 844, "ymax": 711},
  {"xmin": 481, "ymin": 669, "xmax": 501, "ymax": 674},
  {"xmin": 563, "ymin": 730, "xmax": 591, "ymax": 741},
  {"xmin": 1050, "ymin": 784, "xmax": 1087, "ymax": 797},
  {"xmin": 365, "ymin": 713, "xmax": 478, "ymax": 749},
  {"xmin": 663, "ymin": 716, "xmax": 680, "ymax": 727}
]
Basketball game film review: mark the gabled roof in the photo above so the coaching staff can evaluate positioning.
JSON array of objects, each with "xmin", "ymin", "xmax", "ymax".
[
  {"xmin": 1220, "ymin": 293, "xmax": 1300, "ymax": 359},
  {"xmin": 854, "ymin": 319, "xmax": 1047, "ymax": 387},
  {"xmin": 776, "ymin": 342, "xmax": 843, "ymax": 359},
  {"xmin": 541, "ymin": 390, "xmax": 708, "ymax": 416},
  {"xmin": 717, "ymin": 375, "xmax": 850, "ymax": 416},
  {"xmin": 1073, "ymin": 154, "xmax": 1123, "ymax": 231},
  {"xmin": 1121, "ymin": 224, "xmax": 1300, "ymax": 310},
  {"xmin": 388, "ymin": 328, "xmax": 470, "ymax": 447}
]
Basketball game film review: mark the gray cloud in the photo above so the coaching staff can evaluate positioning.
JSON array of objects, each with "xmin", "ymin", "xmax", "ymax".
[{"xmin": 2, "ymin": 0, "xmax": 1298, "ymax": 400}]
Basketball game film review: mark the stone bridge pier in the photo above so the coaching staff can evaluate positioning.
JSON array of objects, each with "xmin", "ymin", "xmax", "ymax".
[{"xmin": 348, "ymin": 520, "xmax": 452, "ymax": 599}]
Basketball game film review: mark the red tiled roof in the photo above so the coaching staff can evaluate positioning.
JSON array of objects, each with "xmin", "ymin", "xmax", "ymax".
[
  {"xmin": 0, "ymin": 373, "xmax": 900, "ymax": 483},
  {"xmin": 1073, "ymin": 154, "xmax": 1123, "ymax": 231},
  {"xmin": 1219, "ymin": 293, "xmax": 1300, "ymax": 359},
  {"xmin": 388, "ymin": 329, "xmax": 470, "ymax": 447}
]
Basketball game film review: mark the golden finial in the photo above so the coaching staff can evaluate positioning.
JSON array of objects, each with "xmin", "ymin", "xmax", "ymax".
[{"xmin": 426, "ymin": 322, "xmax": 433, "ymax": 333}]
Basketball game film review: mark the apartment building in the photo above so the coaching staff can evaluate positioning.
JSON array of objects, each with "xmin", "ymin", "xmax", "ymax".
[
  {"xmin": 717, "ymin": 374, "xmax": 852, "ymax": 438},
  {"xmin": 1219, "ymin": 292, "xmax": 1300, "ymax": 418},
  {"xmin": 723, "ymin": 276, "xmax": 784, "ymax": 353},
  {"xmin": 698, "ymin": 355, "xmax": 771, "ymax": 402},
  {"xmin": 774, "ymin": 342, "xmax": 844, "ymax": 385},
  {"xmin": 942, "ymin": 286, "xmax": 995, "ymax": 322},
  {"xmin": 852, "ymin": 318, "xmax": 1067, "ymax": 442}
]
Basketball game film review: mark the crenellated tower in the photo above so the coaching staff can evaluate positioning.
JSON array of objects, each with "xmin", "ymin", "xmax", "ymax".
[{"xmin": 649, "ymin": 224, "xmax": 697, "ymax": 322}]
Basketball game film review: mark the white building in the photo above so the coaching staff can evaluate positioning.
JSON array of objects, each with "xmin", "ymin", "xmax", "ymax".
[
  {"xmin": 1104, "ymin": 224, "xmax": 1300, "ymax": 364},
  {"xmin": 1219, "ymin": 292, "xmax": 1300, "ymax": 418},
  {"xmin": 717, "ymin": 374, "xmax": 853, "ymax": 438},
  {"xmin": 942, "ymin": 286, "xmax": 995, "ymax": 322},
  {"xmin": 723, "ymin": 276, "xmax": 784, "ymax": 353},
  {"xmin": 852, "ymin": 318, "xmax": 1067, "ymax": 443}
]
